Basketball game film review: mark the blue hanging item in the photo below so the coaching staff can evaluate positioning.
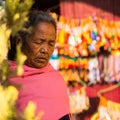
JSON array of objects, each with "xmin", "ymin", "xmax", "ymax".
[
  {"xmin": 50, "ymin": 48, "xmax": 59, "ymax": 70},
  {"xmin": 50, "ymin": 51, "xmax": 59, "ymax": 60},
  {"xmin": 91, "ymin": 30, "xmax": 98, "ymax": 41},
  {"xmin": 88, "ymin": 44, "xmax": 95, "ymax": 51}
]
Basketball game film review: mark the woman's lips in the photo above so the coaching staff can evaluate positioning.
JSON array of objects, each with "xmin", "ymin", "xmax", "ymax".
[{"xmin": 35, "ymin": 57, "xmax": 47, "ymax": 63}]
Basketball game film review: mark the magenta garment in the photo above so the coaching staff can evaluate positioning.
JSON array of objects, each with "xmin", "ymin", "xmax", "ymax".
[{"xmin": 10, "ymin": 61, "xmax": 70, "ymax": 120}]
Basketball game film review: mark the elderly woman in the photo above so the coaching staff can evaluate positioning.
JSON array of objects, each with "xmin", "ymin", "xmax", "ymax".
[{"xmin": 8, "ymin": 10, "xmax": 71, "ymax": 120}]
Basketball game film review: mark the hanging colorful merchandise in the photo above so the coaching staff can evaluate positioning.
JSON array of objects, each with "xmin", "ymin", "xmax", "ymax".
[
  {"xmin": 51, "ymin": 15, "xmax": 120, "ymax": 85},
  {"xmin": 91, "ymin": 83, "xmax": 120, "ymax": 120},
  {"xmin": 68, "ymin": 87, "xmax": 90, "ymax": 114},
  {"xmin": 91, "ymin": 96, "xmax": 120, "ymax": 120}
]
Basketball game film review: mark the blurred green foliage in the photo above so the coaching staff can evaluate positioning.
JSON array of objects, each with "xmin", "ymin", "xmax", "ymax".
[{"xmin": 0, "ymin": 0, "xmax": 43, "ymax": 119}]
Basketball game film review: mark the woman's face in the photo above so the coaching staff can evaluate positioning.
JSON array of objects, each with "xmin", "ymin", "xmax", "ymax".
[{"xmin": 22, "ymin": 22, "xmax": 56, "ymax": 68}]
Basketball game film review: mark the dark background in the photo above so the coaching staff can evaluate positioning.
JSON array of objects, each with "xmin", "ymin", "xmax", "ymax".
[{"xmin": 32, "ymin": 0, "xmax": 60, "ymax": 14}]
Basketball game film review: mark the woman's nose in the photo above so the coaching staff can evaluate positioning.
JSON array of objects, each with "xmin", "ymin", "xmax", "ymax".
[{"xmin": 40, "ymin": 47, "xmax": 48, "ymax": 53}]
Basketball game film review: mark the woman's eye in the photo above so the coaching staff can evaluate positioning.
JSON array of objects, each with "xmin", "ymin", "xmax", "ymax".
[
  {"xmin": 34, "ymin": 40, "xmax": 43, "ymax": 44},
  {"xmin": 34, "ymin": 41, "xmax": 41, "ymax": 44},
  {"xmin": 49, "ymin": 41, "xmax": 55, "ymax": 46}
]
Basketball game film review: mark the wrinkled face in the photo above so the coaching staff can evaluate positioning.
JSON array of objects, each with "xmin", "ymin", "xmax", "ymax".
[{"xmin": 22, "ymin": 22, "xmax": 56, "ymax": 68}]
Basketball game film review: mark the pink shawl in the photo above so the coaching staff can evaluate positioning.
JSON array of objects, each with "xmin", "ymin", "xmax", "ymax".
[{"xmin": 10, "ymin": 61, "xmax": 70, "ymax": 120}]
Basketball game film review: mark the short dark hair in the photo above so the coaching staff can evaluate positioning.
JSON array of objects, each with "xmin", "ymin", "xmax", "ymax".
[
  {"xmin": 26, "ymin": 10, "xmax": 57, "ymax": 30},
  {"xmin": 8, "ymin": 10, "xmax": 57, "ymax": 60}
]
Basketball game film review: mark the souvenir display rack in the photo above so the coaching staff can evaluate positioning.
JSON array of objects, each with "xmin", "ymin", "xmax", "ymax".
[
  {"xmin": 50, "ymin": 15, "xmax": 120, "ymax": 119},
  {"xmin": 50, "ymin": 16, "xmax": 120, "ymax": 85}
]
